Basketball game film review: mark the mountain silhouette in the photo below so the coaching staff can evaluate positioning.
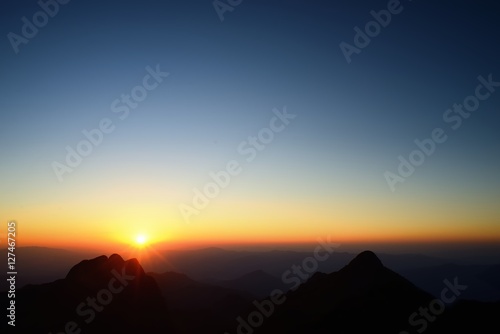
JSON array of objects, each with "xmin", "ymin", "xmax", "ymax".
[
  {"xmin": 249, "ymin": 250, "xmax": 433, "ymax": 333},
  {"xmin": 2, "ymin": 246, "xmax": 467, "ymax": 288},
  {"xmin": 4, "ymin": 254, "xmax": 171, "ymax": 334},
  {"xmin": 401, "ymin": 263, "xmax": 500, "ymax": 302},
  {"xmin": 4, "ymin": 251, "xmax": 499, "ymax": 334},
  {"xmin": 429, "ymin": 299, "xmax": 500, "ymax": 333},
  {"xmin": 345, "ymin": 250, "xmax": 383, "ymax": 268},
  {"xmin": 150, "ymin": 271, "xmax": 254, "ymax": 333},
  {"xmin": 207, "ymin": 269, "xmax": 286, "ymax": 298},
  {"xmin": 236, "ymin": 250, "xmax": 500, "ymax": 334}
]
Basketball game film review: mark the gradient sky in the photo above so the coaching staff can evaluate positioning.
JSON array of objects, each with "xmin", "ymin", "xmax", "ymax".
[{"xmin": 1, "ymin": 0, "xmax": 499, "ymax": 250}]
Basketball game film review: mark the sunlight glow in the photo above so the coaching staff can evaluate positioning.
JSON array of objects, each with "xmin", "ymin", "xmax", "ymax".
[{"xmin": 135, "ymin": 234, "xmax": 147, "ymax": 246}]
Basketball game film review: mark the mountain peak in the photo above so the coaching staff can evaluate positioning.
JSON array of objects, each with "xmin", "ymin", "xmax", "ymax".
[
  {"xmin": 347, "ymin": 250, "xmax": 383, "ymax": 270},
  {"xmin": 109, "ymin": 253, "xmax": 125, "ymax": 264},
  {"xmin": 16, "ymin": 254, "xmax": 169, "ymax": 333},
  {"xmin": 65, "ymin": 254, "xmax": 144, "ymax": 287}
]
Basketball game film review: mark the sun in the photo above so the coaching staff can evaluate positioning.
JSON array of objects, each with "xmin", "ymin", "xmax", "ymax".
[{"xmin": 135, "ymin": 234, "xmax": 148, "ymax": 246}]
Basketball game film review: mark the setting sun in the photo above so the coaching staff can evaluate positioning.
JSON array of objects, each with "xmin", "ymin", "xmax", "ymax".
[{"xmin": 135, "ymin": 234, "xmax": 148, "ymax": 246}]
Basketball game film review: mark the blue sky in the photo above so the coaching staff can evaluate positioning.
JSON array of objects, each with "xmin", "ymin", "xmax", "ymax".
[{"xmin": 1, "ymin": 0, "xmax": 499, "ymax": 248}]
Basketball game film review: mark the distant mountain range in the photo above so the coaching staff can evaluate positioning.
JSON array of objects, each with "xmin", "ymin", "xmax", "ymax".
[
  {"xmin": 0, "ymin": 247, "xmax": 97, "ymax": 289},
  {"xmin": 401, "ymin": 263, "xmax": 500, "ymax": 302},
  {"xmin": 204, "ymin": 269, "xmax": 288, "ymax": 298},
  {"xmin": 2, "ymin": 246, "xmax": 499, "ymax": 303},
  {"xmin": 2, "ymin": 250, "xmax": 499, "ymax": 333}
]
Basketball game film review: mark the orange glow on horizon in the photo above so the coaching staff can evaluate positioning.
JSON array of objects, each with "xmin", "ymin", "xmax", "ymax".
[{"xmin": 13, "ymin": 222, "xmax": 500, "ymax": 246}]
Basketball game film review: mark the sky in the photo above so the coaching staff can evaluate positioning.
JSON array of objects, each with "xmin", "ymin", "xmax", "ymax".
[{"xmin": 1, "ymin": 0, "xmax": 499, "ymax": 252}]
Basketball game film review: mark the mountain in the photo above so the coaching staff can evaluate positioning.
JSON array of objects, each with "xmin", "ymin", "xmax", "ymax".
[
  {"xmin": 0, "ymin": 247, "xmax": 97, "ymax": 289},
  {"xmin": 4, "ymin": 250, "xmax": 499, "ymax": 334},
  {"xmin": 430, "ymin": 299, "xmax": 500, "ymax": 333},
  {"xmin": 228, "ymin": 251, "xmax": 500, "ymax": 334},
  {"xmin": 126, "ymin": 247, "xmax": 448, "ymax": 281},
  {"xmin": 150, "ymin": 271, "xmax": 254, "ymax": 333},
  {"xmin": 3, "ymin": 254, "xmax": 171, "ymax": 334},
  {"xmin": 478, "ymin": 264, "xmax": 500, "ymax": 291},
  {"xmin": 207, "ymin": 270, "xmax": 287, "ymax": 298},
  {"xmin": 2, "ymin": 247, "xmax": 451, "ymax": 288},
  {"xmin": 401, "ymin": 263, "xmax": 500, "ymax": 302}
]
